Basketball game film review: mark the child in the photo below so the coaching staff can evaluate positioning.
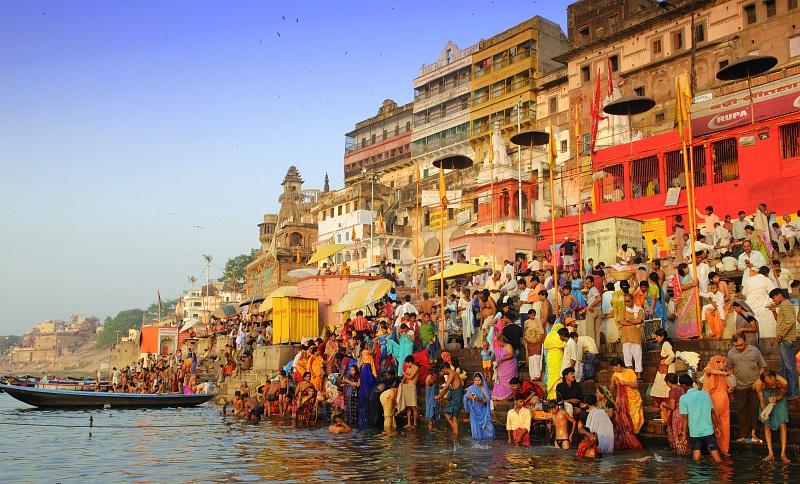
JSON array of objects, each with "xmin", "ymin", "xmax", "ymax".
[
  {"xmin": 328, "ymin": 414, "xmax": 352, "ymax": 434},
  {"xmin": 651, "ymin": 238, "xmax": 660, "ymax": 262},
  {"xmin": 480, "ymin": 341, "xmax": 494, "ymax": 383},
  {"xmin": 700, "ymin": 281, "xmax": 726, "ymax": 338}
]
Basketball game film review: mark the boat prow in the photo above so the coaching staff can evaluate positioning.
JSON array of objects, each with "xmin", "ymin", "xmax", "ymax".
[{"xmin": 0, "ymin": 383, "xmax": 216, "ymax": 409}]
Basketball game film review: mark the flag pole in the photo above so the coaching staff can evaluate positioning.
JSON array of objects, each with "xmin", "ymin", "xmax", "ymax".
[
  {"xmin": 548, "ymin": 120, "xmax": 559, "ymax": 314},
  {"xmin": 677, "ymin": 74, "xmax": 703, "ymax": 338},
  {"xmin": 574, "ymin": 104, "xmax": 583, "ymax": 275},
  {"xmin": 415, "ymin": 162, "xmax": 421, "ymax": 301}
]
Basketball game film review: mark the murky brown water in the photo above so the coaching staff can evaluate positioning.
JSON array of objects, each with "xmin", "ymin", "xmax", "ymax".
[{"xmin": 1, "ymin": 394, "xmax": 795, "ymax": 483}]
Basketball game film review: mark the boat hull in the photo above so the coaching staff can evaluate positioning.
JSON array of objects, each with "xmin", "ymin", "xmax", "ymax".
[{"xmin": 0, "ymin": 384, "xmax": 216, "ymax": 409}]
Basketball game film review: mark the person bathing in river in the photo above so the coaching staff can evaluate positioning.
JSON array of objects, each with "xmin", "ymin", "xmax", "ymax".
[
  {"xmin": 548, "ymin": 400, "xmax": 576, "ymax": 449},
  {"xmin": 436, "ymin": 363, "xmax": 464, "ymax": 444}
]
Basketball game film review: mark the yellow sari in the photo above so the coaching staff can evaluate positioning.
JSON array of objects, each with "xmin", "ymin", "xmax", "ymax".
[
  {"xmin": 309, "ymin": 355, "xmax": 324, "ymax": 392},
  {"xmin": 543, "ymin": 322, "xmax": 565, "ymax": 399},
  {"xmin": 614, "ymin": 368, "xmax": 643, "ymax": 433}
]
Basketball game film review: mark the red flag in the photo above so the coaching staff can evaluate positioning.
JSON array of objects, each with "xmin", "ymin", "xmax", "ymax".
[
  {"xmin": 589, "ymin": 67, "xmax": 606, "ymax": 153},
  {"xmin": 606, "ymin": 58, "xmax": 614, "ymax": 97}
]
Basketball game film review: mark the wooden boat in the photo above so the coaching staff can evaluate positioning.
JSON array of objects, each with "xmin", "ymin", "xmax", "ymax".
[{"xmin": 0, "ymin": 383, "xmax": 216, "ymax": 409}]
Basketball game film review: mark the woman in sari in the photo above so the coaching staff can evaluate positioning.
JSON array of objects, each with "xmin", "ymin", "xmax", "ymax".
[
  {"xmin": 491, "ymin": 335, "xmax": 516, "ymax": 401},
  {"xmin": 358, "ymin": 363, "xmax": 378, "ymax": 429},
  {"xmin": 463, "ymin": 372, "xmax": 495, "ymax": 441},
  {"xmin": 543, "ymin": 322, "xmax": 566, "ymax": 399},
  {"xmin": 703, "ymin": 355, "xmax": 731, "ymax": 456},
  {"xmin": 308, "ymin": 347, "xmax": 325, "ymax": 392},
  {"xmin": 385, "ymin": 325, "xmax": 414, "ymax": 376},
  {"xmin": 570, "ymin": 270, "xmax": 587, "ymax": 309},
  {"xmin": 341, "ymin": 364, "xmax": 360, "ymax": 427},
  {"xmin": 609, "ymin": 358, "xmax": 643, "ymax": 449},
  {"xmin": 294, "ymin": 349, "xmax": 310, "ymax": 384},
  {"xmin": 596, "ymin": 386, "xmax": 615, "ymax": 420},
  {"xmin": 650, "ymin": 329, "xmax": 675, "ymax": 422},
  {"xmin": 732, "ymin": 300, "xmax": 760, "ymax": 346},
  {"xmin": 673, "ymin": 263, "xmax": 700, "ymax": 339},
  {"xmin": 648, "ymin": 272, "xmax": 667, "ymax": 327},
  {"xmin": 360, "ymin": 345, "xmax": 378, "ymax": 378},
  {"xmin": 293, "ymin": 372, "xmax": 317, "ymax": 420},
  {"xmin": 661, "ymin": 373, "xmax": 690, "ymax": 455}
]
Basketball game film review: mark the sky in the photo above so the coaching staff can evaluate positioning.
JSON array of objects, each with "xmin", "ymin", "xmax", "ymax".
[{"xmin": 0, "ymin": 0, "xmax": 568, "ymax": 334}]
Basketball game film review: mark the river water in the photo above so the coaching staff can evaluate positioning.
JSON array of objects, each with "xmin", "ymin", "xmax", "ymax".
[{"xmin": 0, "ymin": 393, "xmax": 795, "ymax": 483}]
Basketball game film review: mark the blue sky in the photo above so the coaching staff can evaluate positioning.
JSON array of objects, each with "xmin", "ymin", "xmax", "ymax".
[{"xmin": 0, "ymin": 1, "xmax": 568, "ymax": 334}]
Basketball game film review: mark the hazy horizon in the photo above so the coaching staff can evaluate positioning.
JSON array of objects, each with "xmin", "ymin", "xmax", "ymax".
[{"xmin": 0, "ymin": 0, "xmax": 568, "ymax": 334}]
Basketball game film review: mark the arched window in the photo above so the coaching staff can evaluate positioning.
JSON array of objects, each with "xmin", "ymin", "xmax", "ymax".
[
  {"xmin": 290, "ymin": 232, "xmax": 303, "ymax": 247},
  {"xmin": 500, "ymin": 189, "xmax": 510, "ymax": 217}
]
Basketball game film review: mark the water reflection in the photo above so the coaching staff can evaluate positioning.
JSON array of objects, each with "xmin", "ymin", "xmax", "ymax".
[{"xmin": 1, "ymin": 394, "xmax": 795, "ymax": 483}]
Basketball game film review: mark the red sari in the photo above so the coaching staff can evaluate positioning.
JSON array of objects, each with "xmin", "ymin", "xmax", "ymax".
[
  {"xmin": 667, "ymin": 386, "xmax": 690, "ymax": 455},
  {"xmin": 614, "ymin": 382, "xmax": 643, "ymax": 450}
]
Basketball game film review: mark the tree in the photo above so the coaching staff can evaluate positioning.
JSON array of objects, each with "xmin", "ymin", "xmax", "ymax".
[
  {"xmin": 221, "ymin": 250, "xmax": 257, "ymax": 290},
  {"xmin": 95, "ymin": 309, "xmax": 145, "ymax": 348},
  {"xmin": 0, "ymin": 335, "xmax": 21, "ymax": 354}
]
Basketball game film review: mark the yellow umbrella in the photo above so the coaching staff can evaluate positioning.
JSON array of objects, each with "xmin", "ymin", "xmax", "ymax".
[
  {"xmin": 333, "ymin": 279, "xmax": 393, "ymax": 313},
  {"xmin": 307, "ymin": 243, "xmax": 347, "ymax": 265},
  {"xmin": 258, "ymin": 286, "xmax": 298, "ymax": 313},
  {"xmin": 428, "ymin": 262, "xmax": 485, "ymax": 281}
]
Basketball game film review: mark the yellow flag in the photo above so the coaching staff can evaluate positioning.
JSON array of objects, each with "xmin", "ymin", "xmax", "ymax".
[
  {"xmin": 438, "ymin": 165, "xmax": 448, "ymax": 207},
  {"xmin": 548, "ymin": 119, "xmax": 557, "ymax": 170},
  {"xmin": 674, "ymin": 73, "xmax": 691, "ymax": 140}
]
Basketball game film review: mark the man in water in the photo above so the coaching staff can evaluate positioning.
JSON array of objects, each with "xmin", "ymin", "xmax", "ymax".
[
  {"xmin": 548, "ymin": 400, "xmax": 575, "ymax": 449},
  {"xmin": 397, "ymin": 355, "xmax": 420, "ymax": 429},
  {"xmin": 678, "ymin": 374, "xmax": 722, "ymax": 463},
  {"xmin": 578, "ymin": 394, "xmax": 614, "ymax": 455},
  {"xmin": 328, "ymin": 415, "xmax": 352, "ymax": 434},
  {"xmin": 435, "ymin": 363, "xmax": 464, "ymax": 444}
]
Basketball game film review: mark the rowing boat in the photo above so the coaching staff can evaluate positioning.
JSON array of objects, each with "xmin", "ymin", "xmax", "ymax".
[{"xmin": 0, "ymin": 383, "xmax": 216, "ymax": 409}]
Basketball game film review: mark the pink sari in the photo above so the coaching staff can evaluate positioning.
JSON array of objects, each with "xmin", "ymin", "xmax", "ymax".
[
  {"xmin": 675, "ymin": 275, "xmax": 700, "ymax": 339},
  {"xmin": 491, "ymin": 345, "xmax": 516, "ymax": 400}
]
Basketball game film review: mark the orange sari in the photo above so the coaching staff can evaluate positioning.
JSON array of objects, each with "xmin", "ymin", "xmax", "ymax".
[
  {"xmin": 703, "ymin": 355, "xmax": 730, "ymax": 455},
  {"xmin": 309, "ymin": 355, "xmax": 324, "ymax": 392}
]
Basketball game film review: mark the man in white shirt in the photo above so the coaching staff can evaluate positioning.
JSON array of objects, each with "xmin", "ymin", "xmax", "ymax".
[
  {"xmin": 395, "ymin": 295, "xmax": 418, "ymax": 327},
  {"xmin": 696, "ymin": 253, "xmax": 711, "ymax": 293},
  {"xmin": 713, "ymin": 222, "xmax": 731, "ymax": 254},
  {"xmin": 772, "ymin": 259, "xmax": 794, "ymax": 290},
  {"xmin": 696, "ymin": 205, "xmax": 720, "ymax": 239},
  {"xmin": 684, "ymin": 234, "xmax": 715, "ymax": 259},
  {"xmin": 572, "ymin": 331, "xmax": 599, "ymax": 382},
  {"xmin": 616, "ymin": 244, "xmax": 636, "ymax": 265},
  {"xmin": 737, "ymin": 240, "xmax": 768, "ymax": 284},
  {"xmin": 503, "ymin": 260, "xmax": 514, "ymax": 278},
  {"xmin": 484, "ymin": 271, "xmax": 503, "ymax": 303},
  {"xmin": 600, "ymin": 282, "xmax": 616, "ymax": 343},
  {"xmin": 561, "ymin": 328, "xmax": 578, "ymax": 373},
  {"xmin": 529, "ymin": 257, "xmax": 542, "ymax": 272},
  {"xmin": 779, "ymin": 214, "xmax": 797, "ymax": 255},
  {"xmin": 743, "ymin": 266, "xmax": 778, "ymax": 338}
]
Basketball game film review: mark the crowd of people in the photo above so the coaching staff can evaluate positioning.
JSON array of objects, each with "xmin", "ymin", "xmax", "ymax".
[
  {"xmin": 104, "ymin": 349, "xmax": 215, "ymax": 395},
  {"xmin": 209, "ymin": 202, "xmax": 800, "ymax": 463}
]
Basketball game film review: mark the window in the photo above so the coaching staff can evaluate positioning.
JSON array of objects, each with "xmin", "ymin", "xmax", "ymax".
[
  {"xmin": 337, "ymin": 205, "xmax": 342, "ymax": 216},
  {"xmin": 634, "ymin": 86, "xmax": 645, "ymax": 96},
  {"xmin": 711, "ymin": 138, "xmax": 739, "ymax": 183},
  {"xmin": 652, "ymin": 38, "xmax": 662, "ymax": 55},
  {"xmin": 371, "ymin": 134, "xmax": 376, "ymax": 144},
  {"xmin": 581, "ymin": 65, "xmax": 591, "ymax": 83},
  {"xmin": 599, "ymin": 164, "xmax": 625, "ymax": 202},
  {"xmin": 694, "ymin": 22, "xmax": 706, "ymax": 43},
  {"xmin": 424, "ymin": 210, "xmax": 430, "ymax": 226},
  {"xmin": 608, "ymin": 15, "xmax": 618, "ymax": 32},
  {"xmin": 609, "ymin": 55, "xmax": 619, "ymax": 72},
  {"xmin": 329, "ymin": 208, "xmax": 334, "ymax": 218},
  {"xmin": 472, "ymin": 198, "xmax": 479, "ymax": 214},
  {"xmin": 549, "ymin": 96, "xmax": 558, "ymax": 114},
  {"xmin": 672, "ymin": 31, "xmax": 684, "ymax": 51},
  {"xmin": 579, "ymin": 26, "xmax": 589, "ymax": 44},
  {"xmin": 791, "ymin": 0, "xmax": 798, "ymax": 10},
  {"xmin": 392, "ymin": 249, "xmax": 401, "ymax": 260},
  {"xmin": 406, "ymin": 121, "xmax": 411, "ymax": 132},
  {"xmin": 382, "ymin": 129, "xmax": 387, "ymax": 140},
  {"xmin": 718, "ymin": 59, "xmax": 729, "ymax": 70},
  {"xmin": 744, "ymin": 4, "xmax": 756, "ymax": 24},
  {"xmin": 448, "ymin": 208, "xmax": 454, "ymax": 220},
  {"xmin": 765, "ymin": 0, "xmax": 776, "ymax": 17},
  {"xmin": 655, "ymin": 112, "xmax": 665, "ymax": 123},
  {"xmin": 361, "ymin": 137, "xmax": 366, "ymax": 148},
  {"xmin": 582, "ymin": 134, "xmax": 590, "ymax": 154},
  {"xmin": 560, "ymin": 139, "xmax": 568, "ymax": 153},
  {"xmin": 631, "ymin": 156, "xmax": 660, "ymax": 198},
  {"xmin": 791, "ymin": 36, "xmax": 800, "ymax": 57},
  {"xmin": 781, "ymin": 122, "xmax": 800, "ymax": 158},
  {"xmin": 395, "ymin": 125, "xmax": 400, "ymax": 136}
]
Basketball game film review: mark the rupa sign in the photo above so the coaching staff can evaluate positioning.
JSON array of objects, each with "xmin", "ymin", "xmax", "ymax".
[{"xmin": 691, "ymin": 75, "xmax": 800, "ymax": 136}]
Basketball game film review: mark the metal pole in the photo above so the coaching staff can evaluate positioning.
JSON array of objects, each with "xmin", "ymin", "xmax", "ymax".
[
  {"xmin": 370, "ymin": 173, "xmax": 375, "ymax": 266},
  {"xmin": 440, "ymin": 202, "xmax": 446, "ymax": 344},
  {"xmin": 517, "ymin": 100, "xmax": 523, "ymax": 232},
  {"xmin": 550, "ymin": 166, "xmax": 559, "ymax": 314}
]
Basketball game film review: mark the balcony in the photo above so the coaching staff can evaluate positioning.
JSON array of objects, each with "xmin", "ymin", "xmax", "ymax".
[
  {"xmin": 471, "ymin": 77, "xmax": 531, "ymax": 107},
  {"xmin": 411, "ymin": 130, "xmax": 470, "ymax": 157},
  {"xmin": 344, "ymin": 152, "xmax": 412, "ymax": 180},
  {"xmin": 472, "ymin": 49, "xmax": 534, "ymax": 80}
]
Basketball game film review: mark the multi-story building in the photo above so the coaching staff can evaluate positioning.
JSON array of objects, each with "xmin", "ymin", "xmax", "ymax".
[
  {"xmin": 412, "ymin": 41, "xmax": 479, "ymax": 182},
  {"xmin": 343, "ymin": 99, "xmax": 414, "ymax": 189},
  {"xmin": 533, "ymin": 0, "xmax": 800, "ymax": 255},
  {"xmin": 469, "ymin": 16, "xmax": 568, "ymax": 164}
]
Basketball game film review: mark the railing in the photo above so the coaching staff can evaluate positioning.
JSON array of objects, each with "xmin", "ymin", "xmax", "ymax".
[
  {"xmin": 411, "ymin": 130, "xmax": 470, "ymax": 156},
  {"xmin": 539, "ymin": 67, "xmax": 568, "ymax": 86},
  {"xmin": 344, "ymin": 128, "xmax": 412, "ymax": 154},
  {"xmin": 471, "ymin": 78, "xmax": 531, "ymax": 107},
  {"xmin": 471, "ymin": 49, "xmax": 534, "ymax": 80},
  {"xmin": 344, "ymin": 152, "xmax": 412, "ymax": 179}
]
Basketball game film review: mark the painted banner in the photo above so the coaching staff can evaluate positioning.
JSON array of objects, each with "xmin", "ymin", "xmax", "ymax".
[{"xmin": 691, "ymin": 75, "xmax": 800, "ymax": 136}]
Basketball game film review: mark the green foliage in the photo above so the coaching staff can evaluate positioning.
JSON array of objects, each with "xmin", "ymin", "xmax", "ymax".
[
  {"xmin": 221, "ymin": 250, "xmax": 257, "ymax": 290},
  {"xmin": 144, "ymin": 298, "xmax": 179, "ymax": 319},
  {"xmin": 95, "ymin": 309, "xmax": 144, "ymax": 348},
  {"xmin": 0, "ymin": 335, "xmax": 21, "ymax": 354}
]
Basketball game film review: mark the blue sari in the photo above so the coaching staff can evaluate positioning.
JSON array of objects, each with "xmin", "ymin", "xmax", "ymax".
[
  {"xmin": 385, "ymin": 333, "xmax": 414, "ymax": 376},
  {"xmin": 358, "ymin": 363, "xmax": 377, "ymax": 429},
  {"xmin": 570, "ymin": 279, "xmax": 587, "ymax": 308},
  {"xmin": 425, "ymin": 384, "xmax": 440, "ymax": 422},
  {"xmin": 462, "ymin": 373, "xmax": 495, "ymax": 441}
]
